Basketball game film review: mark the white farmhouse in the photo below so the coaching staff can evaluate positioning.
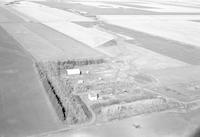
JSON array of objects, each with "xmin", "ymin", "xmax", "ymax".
[
  {"xmin": 66, "ymin": 68, "xmax": 81, "ymax": 75},
  {"xmin": 88, "ymin": 92, "xmax": 100, "ymax": 101}
]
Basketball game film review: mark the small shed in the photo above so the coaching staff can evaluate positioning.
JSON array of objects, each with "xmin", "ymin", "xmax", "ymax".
[
  {"xmin": 88, "ymin": 92, "xmax": 100, "ymax": 101},
  {"xmin": 66, "ymin": 68, "xmax": 81, "ymax": 75}
]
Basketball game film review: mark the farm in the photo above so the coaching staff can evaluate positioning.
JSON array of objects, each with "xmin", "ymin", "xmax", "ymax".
[
  {"xmin": 35, "ymin": 57, "xmax": 200, "ymax": 126},
  {"xmin": 1, "ymin": 0, "xmax": 200, "ymax": 136}
]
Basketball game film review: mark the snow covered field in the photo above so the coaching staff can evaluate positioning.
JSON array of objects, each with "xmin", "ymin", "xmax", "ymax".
[
  {"xmin": 8, "ymin": 0, "xmax": 196, "ymax": 67},
  {"xmin": 12, "ymin": 1, "xmax": 92, "ymax": 22},
  {"xmin": 127, "ymin": 2, "xmax": 200, "ymax": 13},
  {"xmin": 11, "ymin": 1, "xmax": 115, "ymax": 48},
  {"xmin": 99, "ymin": 15, "xmax": 200, "ymax": 47},
  {"xmin": 45, "ymin": 22, "xmax": 116, "ymax": 48},
  {"xmin": 7, "ymin": 0, "xmax": 200, "ymax": 63},
  {"xmin": 70, "ymin": 1, "xmax": 200, "ymax": 13},
  {"xmin": 70, "ymin": 1, "xmax": 132, "ymax": 9}
]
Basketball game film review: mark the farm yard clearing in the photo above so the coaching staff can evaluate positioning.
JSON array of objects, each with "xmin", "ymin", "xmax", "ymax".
[{"xmin": 1, "ymin": 0, "xmax": 200, "ymax": 137}]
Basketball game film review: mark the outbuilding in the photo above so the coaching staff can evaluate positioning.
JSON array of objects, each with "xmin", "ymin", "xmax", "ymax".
[
  {"xmin": 66, "ymin": 68, "xmax": 81, "ymax": 75},
  {"xmin": 88, "ymin": 92, "xmax": 100, "ymax": 101}
]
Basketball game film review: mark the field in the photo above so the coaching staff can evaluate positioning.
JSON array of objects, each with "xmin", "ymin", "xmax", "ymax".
[{"xmin": 0, "ymin": 10, "xmax": 62, "ymax": 137}]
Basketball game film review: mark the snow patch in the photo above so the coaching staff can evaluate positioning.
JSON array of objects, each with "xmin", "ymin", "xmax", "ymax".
[{"xmin": 117, "ymin": 33, "xmax": 134, "ymax": 40}]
